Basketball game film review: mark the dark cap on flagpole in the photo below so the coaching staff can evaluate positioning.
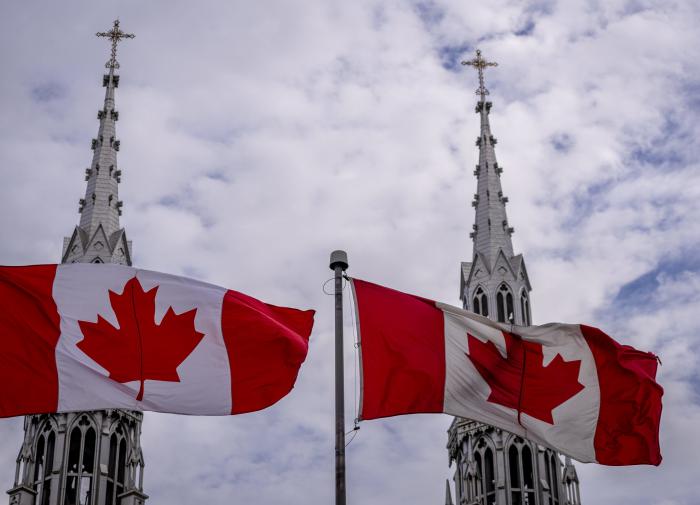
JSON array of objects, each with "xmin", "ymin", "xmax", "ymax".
[{"xmin": 329, "ymin": 250, "xmax": 349, "ymax": 271}]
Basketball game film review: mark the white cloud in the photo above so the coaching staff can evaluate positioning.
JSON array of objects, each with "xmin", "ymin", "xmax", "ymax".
[{"xmin": 1, "ymin": 0, "xmax": 699, "ymax": 503}]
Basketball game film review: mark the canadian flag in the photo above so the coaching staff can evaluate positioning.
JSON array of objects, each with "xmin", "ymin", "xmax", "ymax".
[
  {"xmin": 0, "ymin": 264, "xmax": 314, "ymax": 418},
  {"xmin": 351, "ymin": 278, "xmax": 663, "ymax": 466}
]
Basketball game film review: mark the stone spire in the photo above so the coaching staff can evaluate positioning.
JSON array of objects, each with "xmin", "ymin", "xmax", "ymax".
[
  {"xmin": 563, "ymin": 456, "xmax": 582, "ymax": 505},
  {"xmin": 458, "ymin": 49, "xmax": 530, "ymax": 321},
  {"xmin": 61, "ymin": 20, "xmax": 134, "ymax": 266},
  {"xmin": 446, "ymin": 49, "xmax": 578, "ymax": 505},
  {"xmin": 444, "ymin": 479, "xmax": 454, "ymax": 505},
  {"xmin": 8, "ymin": 21, "xmax": 147, "ymax": 505},
  {"xmin": 462, "ymin": 49, "xmax": 514, "ymax": 269}
]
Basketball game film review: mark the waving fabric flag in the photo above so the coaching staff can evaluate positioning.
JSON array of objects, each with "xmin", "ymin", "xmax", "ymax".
[
  {"xmin": 0, "ymin": 264, "xmax": 314, "ymax": 418},
  {"xmin": 351, "ymin": 278, "xmax": 663, "ymax": 466}
]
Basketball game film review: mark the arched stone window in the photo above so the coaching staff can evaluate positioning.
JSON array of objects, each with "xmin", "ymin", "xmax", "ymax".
[
  {"xmin": 483, "ymin": 447, "xmax": 495, "ymax": 504},
  {"xmin": 464, "ymin": 460, "xmax": 477, "ymax": 503},
  {"xmin": 545, "ymin": 451, "xmax": 560, "ymax": 505},
  {"xmin": 105, "ymin": 424, "xmax": 129, "ymax": 505},
  {"xmin": 473, "ymin": 452, "xmax": 483, "ymax": 503},
  {"xmin": 473, "ymin": 438, "xmax": 496, "ymax": 505},
  {"xmin": 32, "ymin": 424, "xmax": 56, "ymax": 505},
  {"xmin": 64, "ymin": 415, "xmax": 96, "ymax": 505},
  {"xmin": 562, "ymin": 456, "xmax": 581, "ymax": 505},
  {"xmin": 473, "ymin": 287, "xmax": 488, "ymax": 317},
  {"xmin": 564, "ymin": 474, "xmax": 581, "ymax": 505},
  {"xmin": 496, "ymin": 284, "xmax": 514, "ymax": 324},
  {"xmin": 520, "ymin": 290, "xmax": 531, "ymax": 326},
  {"xmin": 456, "ymin": 467, "xmax": 464, "ymax": 503},
  {"xmin": 508, "ymin": 438, "xmax": 536, "ymax": 505}
]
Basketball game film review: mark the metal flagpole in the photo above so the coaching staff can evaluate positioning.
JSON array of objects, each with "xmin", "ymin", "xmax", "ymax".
[{"xmin": 329, "ymin": 250, "xmax": 349, "ymax": 505}]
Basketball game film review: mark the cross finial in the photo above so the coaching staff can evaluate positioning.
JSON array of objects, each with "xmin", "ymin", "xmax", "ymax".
[
  {"xmin": 96, "ymin": 19, "xmax": 135, "ymax": 70},
  {"xmin": 461, "ymin": 49, "xmax": 498, "ymax": 102}
]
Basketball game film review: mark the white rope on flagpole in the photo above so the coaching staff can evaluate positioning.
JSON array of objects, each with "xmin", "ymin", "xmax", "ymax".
[{"xmin": 345, "ymin": 275, "xmax": 361, "ymax": 447}]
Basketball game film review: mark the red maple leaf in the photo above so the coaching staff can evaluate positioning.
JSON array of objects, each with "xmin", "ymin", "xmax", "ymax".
[
  {"xmin": 77, "ymin": 277, "xmax": 205, "ymax": 401},
  {"xmin": 466, "ymin": 331, "xmax": 584, "ymax": 424}
]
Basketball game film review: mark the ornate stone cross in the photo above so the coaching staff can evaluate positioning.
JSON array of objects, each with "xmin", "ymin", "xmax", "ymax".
[
  {"xmin": 96, "ymin": 19, "xmax": 135, "ymax": 69},
  {"xmin": 462, "ymin": 49, "xmax": 498, "ymax": 101}
]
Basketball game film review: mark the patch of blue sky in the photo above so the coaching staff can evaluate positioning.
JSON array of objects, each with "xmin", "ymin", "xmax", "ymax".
[
  {"xmin": 549, "ymin": 132, "xmax": 574, "ymax": 153},
  {"xmin": 204, "ymin": 170, "xmax": 229, "ymax": 182},
  {"xmin": 630, "ymin": 146, "xmax": 684, "ymax": 168},
  {"xmin": 560, "ymin": 178, "xmax": 614, "ymax": 228},
  {"xmin": 474, "ymin": 32, "xmax": 501, "ymax": 46},
  {"xmin": 688, "ymin": 377, "xmax": 700, "ymax": 405},
  {"xmin": 157, "ymin": 185, "xmax": 199, "ymax": 211},
  {"xmin": 371, "ymin": 4, "xmax": 387, "ymax": 31},
  {"xmin": 612, "ymin": 252, "xmax": 700, "ymax": 310},
  {"xmin": 652, "ymin": 209, "xmax": 685, "ymax": 233},
  {"xmin": 680, "ymin": 80, "xmax": 700, "ymax": 111},
  {"xmin": 626, "ymin": 117, "xmax": 689, "ymax": 167},
  {"xmin": 157, "ymin": 195, "xmax": 182, "ymax": 208},
  {"xmin": 250, "ymin": 451, "xmax": 272, "ymax": 465},
  {"xmin": 30, "ymin": 82, "xmax": 65, "ymax": 103},
  {"xmin": 619, "ymin": 0, "xmax": 651, "ymax": 17},
  {"xmin": 412, "ymin": 0, "xmax": 445, "ymax": 28},
  {"xmin": 438, "ymin": 43, "xmax": 472, "ymax": 72},
  {"xmin": 524, "ymin": 0, "xmax": 555, "ymax": 17},
  {"xmin": 514, "ymin": 19, "xmax": 536, "ymax": 37}
]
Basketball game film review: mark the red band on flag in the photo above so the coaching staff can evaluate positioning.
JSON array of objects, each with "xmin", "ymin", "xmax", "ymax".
[
  {"xmin": 353, "ymin": 279, "xmax": 445, "ymax": 420},
  {"xmin": 581, "ymin": 324, "xmax": 663, "ymax": 466},
  {"xmin": 0, "ymin": 265, "xmax": 60, "ymax": 418},
  {"xmin": 222, "ymin": 289, "xmax": 314, "ymax": 415}
]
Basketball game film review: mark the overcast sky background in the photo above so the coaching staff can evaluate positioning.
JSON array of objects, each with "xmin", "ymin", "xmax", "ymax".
[{"xmin": 1, "ymin": 0, "xmax": 699, "ymax": 504}]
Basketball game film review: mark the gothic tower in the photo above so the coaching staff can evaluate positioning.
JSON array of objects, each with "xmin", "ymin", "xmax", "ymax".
[
  {"xmin": 444, "ymin": 50, "xmax": 582, "ymax": 505},
  {"xmin": 7, "ymin": 21, "xmax": 147, "ymax": 505}
]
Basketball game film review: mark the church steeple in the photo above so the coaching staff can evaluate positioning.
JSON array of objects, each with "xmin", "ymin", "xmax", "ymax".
[
  {"xmin": 61, "ymin": 20, "xmax": 134, "ymax": 266},
  {"xmin": 458, "ymin": 50, "xmax": 531, "ymax": 323},
  {"xmin": 463, "ymin": 50, "xmax": 514, "ymax": 268},
  {"xmin": 9, "ymin": 21, "xmax": 147, "ymax": 505},
  {"xmin": 447, "ymin": 49, "xmax": 580, "ymax": 505}
]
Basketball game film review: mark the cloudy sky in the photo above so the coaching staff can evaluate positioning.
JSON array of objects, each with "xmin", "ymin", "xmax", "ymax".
[{"xmin": 1, "ymin": 0, "xmax": 699, "ymax": 503}]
